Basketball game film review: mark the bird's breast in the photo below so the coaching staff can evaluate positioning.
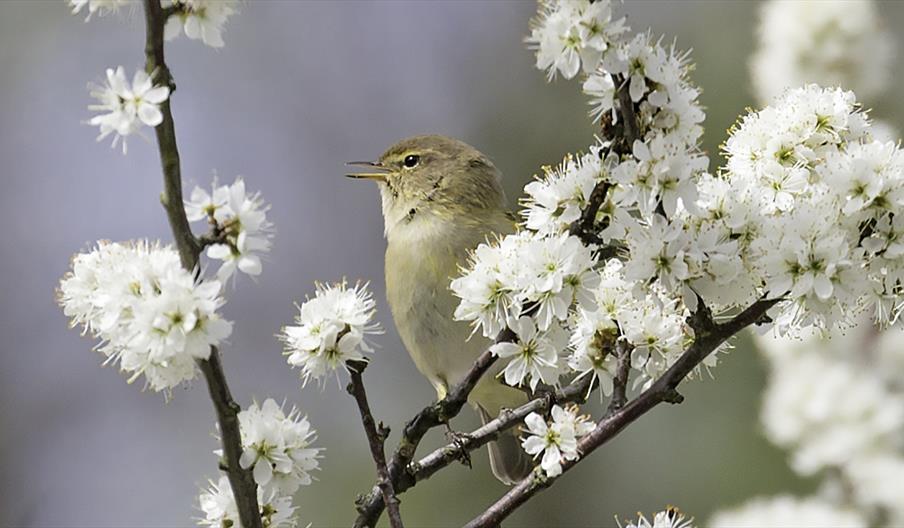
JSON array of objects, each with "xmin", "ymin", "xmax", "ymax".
[{"xmin": 384, "ymin": 215, "xmax": 491, "ymax": 394}]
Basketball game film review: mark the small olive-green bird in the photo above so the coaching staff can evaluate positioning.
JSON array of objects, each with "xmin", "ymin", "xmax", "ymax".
[{"xmin": 347, "ymin": 135, "xmax": 532, "ymax": 484}]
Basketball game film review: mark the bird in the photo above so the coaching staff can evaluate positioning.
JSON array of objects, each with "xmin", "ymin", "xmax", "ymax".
[{"xmin": 346, "ymin": 134, "xmax": 533, "ymax": 484}]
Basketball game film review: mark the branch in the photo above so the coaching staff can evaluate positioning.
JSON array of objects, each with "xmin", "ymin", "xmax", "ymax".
[
  {"xmin": 346, "ymin": 361, "xmax": 404, "ymax": 528},
  {"xmin": 411, "ymin": 375, "xmax": 594, "ymax": 484},
  {"xmin": 605, "ymin": 339, "xmax": 632, "ymax": 415},
  {"xmin": 142, "ymin": 1, "xmax": 261, "ymax": 526},
  {"xmin": 463, "ymin": 298, "xmax": 780, "ymax": 528},
  {"xmin": 353, "ymin": 339, "xmax": 506, "ymax": 528}
]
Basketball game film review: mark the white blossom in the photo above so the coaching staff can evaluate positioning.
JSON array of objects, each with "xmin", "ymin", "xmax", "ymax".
[
  {"xmin": 522, "ymin": 152, "xmax": 603, "ymax": 236},
  {"xmin": 521, "ymin": 404, "xmax": 593, "ymax": 477},
  {"xmin": 720, "ymin": 85, "xmax": 904, "ymax": 330},
  {"xmin": 58, "ymin": 241, "xmax": 231, "ymax": 393},
  {"xmin": 490, "ymin": 316, "xmax": 565, "ymax": 391},
  {"xmin": 280, "ymin": 282, "xmax": 381, "ymax": 386},
  {"xmin": 526, "ymin": 0, "xmax": 626, "ymax": 80},
  {"xmin": 186, "ymin": 177, "xmax": 274, "ymax": 281},
  {"xmin": 165, "ymin": 0, "xmax": 237, "ymax": 48},
  {"xmin": 622, "ymin": 508, "xmax": 694, "ymax": 528},
  {"xmin": 452, "ymin": 232, "xmax": 597, "ymax": 338},
  {"xmin": 198, "ymin": 476, "xmax": 297, "ymax": 528},
  {"xmin": 88, "ymin": 66, "xmax": 170, "ymax": 154},
  {"xmin": 750, "ymin": 0, "xmax": 895, "ymax": 105},
  {"xmin": 709, "ymin": 495, "xmax": 866, "ymax": 528},
  {"xmin": 237, "ymin": 399, "xmax": 321, "ymax": 494},
  {"xmin": 69, "ymin": 0, "xmax": 132, "ymax": 20}
]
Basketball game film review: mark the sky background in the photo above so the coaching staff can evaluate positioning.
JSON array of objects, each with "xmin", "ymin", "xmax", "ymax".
[{"xmin": 2, "ymin": 1, "xmax": 903, "ymax": 527}]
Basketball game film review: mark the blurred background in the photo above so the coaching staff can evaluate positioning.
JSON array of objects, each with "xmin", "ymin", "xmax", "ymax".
[{"xmin": 2, "ymin": 1, "xmax": 903, "ymax": 526}]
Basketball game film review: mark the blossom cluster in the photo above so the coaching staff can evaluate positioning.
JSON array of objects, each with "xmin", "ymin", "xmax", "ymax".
[
  {"xmin": 58, "ymin": 241, "xmax": 231, "ymax": 392},
  {"xmin": 452, "ymin": 232, "xmax": 599, "ymax": 389},
  {"xmin": 88, "ymin": 66, "xmax": 170, "ymax": 154},
  {"xmin": 456, "ymin": 0, "xmax": 716, "ymax": 394},
  {"xmin": 521, "ymin": 404, "xmax": 593, "ymax": 477},
  {"xmin": 280, "ymin": 282, "xmax": 381, "ymax": 386},
  {"xmin": 750, "ymin": 0, "xmax": 894, "ymax": 105},
  {"xmin": 525, "ymin": 0, "xmax": 627, "ymax": 80},
  {"xmin": 570, "ymin": 260, "xmax": 694, "ymax": 393},
  {"xmin": 722, "ymin": 85, "xmax": 904, "ymax": 329},
  {"xmin": 237, "ymin": 398, "xmax": 321, "ymax": 494},
  {"xmin": 200, "ymin": 399, "xmax": 318, "ymax": 527},
  {"xmin": 185, "ymin": 177, "xmax": 274, "ymax": 281}
]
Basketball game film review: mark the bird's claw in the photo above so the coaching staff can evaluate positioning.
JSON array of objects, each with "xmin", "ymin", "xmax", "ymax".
[{"xmin": 444, "ymin": 423, "xmax": 472, "ymax": 468}]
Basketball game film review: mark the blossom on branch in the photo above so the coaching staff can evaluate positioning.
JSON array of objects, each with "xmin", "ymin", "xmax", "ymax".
[
  {"xmin": 452, "ymin": 231, "xmax": 597, "ymax": 339},
  {"xmin": 198, "ymin": 476, "xmax": 298, "ymax": 528},
  {"xmin": 521, "ymin": 404, "xmax": 593, "ymax": 477},
  {"xmin": 490, "ymin": 316, "xmax": 565, "ymax": 391},
  {"xmin": 88, "ymin": 66, "xmax": 170, "ymax": 154},
  {"xmin": 236, "ymin": 398, "xmax": 321, "ymax": 494},
  {"xmin": 522, "ymin": 151, "xmax": 606, "ymax": 236},
  {"xmin": 58, "ymin": 241, "xmax": 231, "ymax": 393},
  {"xmin": 186, "ymin": 177, "xmax": 273, "ymax": 280},
  {"xmin": 165, "ymin": 0, "xmax": 237, "ymax": 48},
  {"xmin": 280, "ymin": 282, "xmax": 381, "ymax": 386}
]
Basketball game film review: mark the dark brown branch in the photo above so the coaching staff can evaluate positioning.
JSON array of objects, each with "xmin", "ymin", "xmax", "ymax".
[
  {"xmin": 346, "ymin": 361, "xmax": 404, "ymax": 528},
  {"xmin": 614, "ymin": 73, "xmax": 641, "ymax": 150},
  {"xmin": 142, "ymin": 1, "xmax": 260, "ymax": 526},
  {"xmin": 463, "ymin": 298, "xmax": 780, "ymax": 528},
  {"xmin": 197, "ymin": 350, "xmax": 261, "ymax": 528},
  {"xmin": 605, "ymin": 340, "xmax": 632, "ymax": 415}
]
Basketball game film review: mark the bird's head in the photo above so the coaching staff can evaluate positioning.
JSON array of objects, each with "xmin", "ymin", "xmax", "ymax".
[{"xmin": 347, "ymin": 135, "xmax": 505, "ymax": 240}]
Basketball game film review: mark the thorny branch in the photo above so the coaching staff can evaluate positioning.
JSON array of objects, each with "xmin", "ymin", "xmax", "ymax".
[
  {"xmin": 142, "ymin": 0, "xmax": 261, "ymax": 526},
  {"xmin": 346, "ymin": 361, "xmax": 404, "ymax": 528}
]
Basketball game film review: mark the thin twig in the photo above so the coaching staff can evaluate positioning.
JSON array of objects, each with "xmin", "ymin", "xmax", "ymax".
[
  {"xmin": 141, "ymin": 1, "xmax": 261, "ymax": 526},
  {"xmin": 346, "ymin": 361, "xmax": 404, "ymax": 528},
  {"xmin": 462, "ymin": 298, "xmax": 781, "ymax": 528}
]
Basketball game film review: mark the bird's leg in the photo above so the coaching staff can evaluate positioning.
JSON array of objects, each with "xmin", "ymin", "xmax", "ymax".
[
  {"xmin": 527, "ymin": 382, "xmax": 558, "ymax": 416},
  {"xmin": 443, "ymin": 422, "xmax": 472, "ymax": 468}
]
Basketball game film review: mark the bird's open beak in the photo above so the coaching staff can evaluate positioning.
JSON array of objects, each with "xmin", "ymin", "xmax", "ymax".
[{"xmin": 345, "ymin": 161, "xmax": 389, "ymax": 182}]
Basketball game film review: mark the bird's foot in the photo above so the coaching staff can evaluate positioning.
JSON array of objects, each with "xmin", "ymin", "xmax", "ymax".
[
  {"xmin": 530, "ymin": 383, "xmax": 558, "ymax": 413},
  {"xmin": 444, "ymin": 423, "xmax": 472, "ymax": 468}
]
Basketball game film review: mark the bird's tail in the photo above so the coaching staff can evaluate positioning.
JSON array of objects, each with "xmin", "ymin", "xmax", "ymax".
[{"xmin": 472, "ymin": 380, "xmax": 534, "ymax": 485}]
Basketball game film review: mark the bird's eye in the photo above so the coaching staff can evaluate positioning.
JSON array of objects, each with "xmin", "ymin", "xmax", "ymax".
[{"xmin": 403, "ymin": 154, "xmax": 420, "ymax": 168}]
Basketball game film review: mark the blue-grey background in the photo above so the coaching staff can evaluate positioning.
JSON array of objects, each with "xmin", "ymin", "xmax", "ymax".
[{"xmin": 1, "ymin": 1, "xmax": 902, "ymax": 527}]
